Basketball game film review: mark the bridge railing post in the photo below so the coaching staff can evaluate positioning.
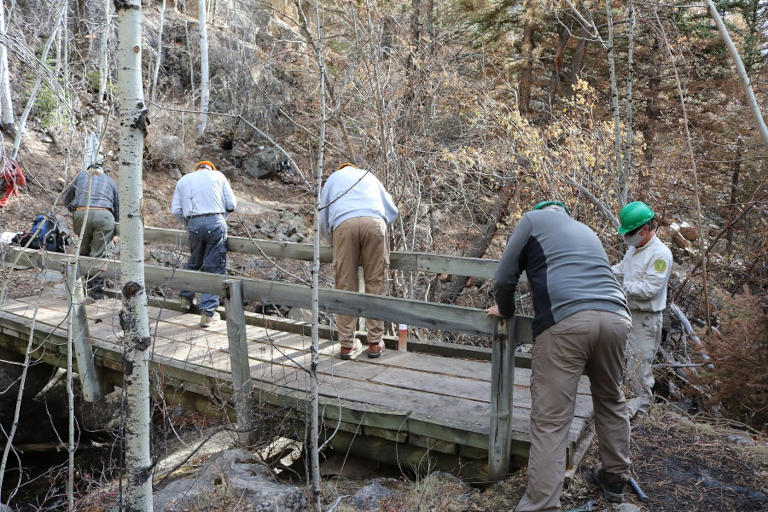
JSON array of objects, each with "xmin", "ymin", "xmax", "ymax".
[
  {"xmin": 488, "ymin": 316, "xmax": 516, "ymax": 481},
  {"xmin": 65, "ymin": 261, "xmax": 101, "ymax": 402},
  {"xmin": 224, "ymin": 279, "xmax": 256, "ymax": 446}
]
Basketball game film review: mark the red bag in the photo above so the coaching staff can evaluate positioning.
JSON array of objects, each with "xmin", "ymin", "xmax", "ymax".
[{"xmin": 0, "ymin": 159, "xmax": 25, "ymax": 207}]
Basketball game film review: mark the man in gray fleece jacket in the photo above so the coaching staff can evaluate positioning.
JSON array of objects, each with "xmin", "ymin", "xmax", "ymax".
[{"xmin": 487, "ymin": 201, "xmax": 632, "ymax": 511}]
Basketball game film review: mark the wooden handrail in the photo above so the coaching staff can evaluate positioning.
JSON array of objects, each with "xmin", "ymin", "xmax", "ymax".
[
  {"xmin": 135, "ymin": 225, "xmax": 504, "ymax": 280},
  {"xmin": 4, "ymin": 248, "xmax": 532, "ymax": 340}
]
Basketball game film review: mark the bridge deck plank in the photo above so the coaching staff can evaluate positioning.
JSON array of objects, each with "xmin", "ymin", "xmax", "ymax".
[{"xmin": 1, "ymin": 287, "xmax": 594, "ymax": 475}]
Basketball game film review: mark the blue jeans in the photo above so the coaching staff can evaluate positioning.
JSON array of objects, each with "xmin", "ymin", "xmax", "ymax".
[{"xmin": 180, "ymin": 215, "xmax": 227, "ymax": 315}]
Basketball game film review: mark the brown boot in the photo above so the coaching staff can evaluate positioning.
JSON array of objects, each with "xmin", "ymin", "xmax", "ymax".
[
  {"xmin": 589, "ymin": 464, "xmax": 626, "ymax": 503},
  {"xmin": 340, "ymin": 339, "xmax": 363, "ymax": 360},
  {"xmin": 367, "ymin": 340, "xmax": 385, "ymax": 359}
]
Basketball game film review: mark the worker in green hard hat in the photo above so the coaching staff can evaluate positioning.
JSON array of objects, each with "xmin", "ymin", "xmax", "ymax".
[
  {"xmin": 612, "ymin": 201, "xmax": 673, "ymax": 418},
  {"xmin": 488, "ymin": 199, "xmax": 633, "ymax": 508}
]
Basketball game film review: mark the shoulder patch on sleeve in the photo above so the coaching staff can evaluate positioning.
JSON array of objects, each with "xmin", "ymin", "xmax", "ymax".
[{"xmin": 653, "ymin": 259, "xmax": 667, "ymax": 273}]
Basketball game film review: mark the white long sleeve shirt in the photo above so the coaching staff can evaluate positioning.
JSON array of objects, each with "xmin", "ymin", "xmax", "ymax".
[
  {"xmin": 319, "ymin": 166, "xmax": 398, "ymax": 237},
  {"xmin": 612, "ymin": 235, "xmax": 673, "ymax": 312},
  {"xmin": 171, "ymin": 169, "xmax": 237, "ymax": 223}
]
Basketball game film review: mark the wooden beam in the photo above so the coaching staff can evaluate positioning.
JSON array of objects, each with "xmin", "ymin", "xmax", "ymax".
[
  {"xmin": 488, "ymin": 317, "xmax": 516, "ymax": 481},
  {"xmin": 139, "ymin": 226, "xmax": 506, "ymax": 280},
  {"xmin": 223, "ymin": 279, "xmax": 257, "ymax": 446},
  {"xmin": 5, "ymin": 248, "xmax": 501, "ymax": 336},
  {"xmin": 66, "ymin": 261, "xmax": 101, "ymax": 402}
]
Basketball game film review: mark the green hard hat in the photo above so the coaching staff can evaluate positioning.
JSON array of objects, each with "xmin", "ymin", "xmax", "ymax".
[
  {"xmin": 532, "ymin": 200, "xmax": 571, "ymax": 215},
  {"xmin": 618, "ymin": 201, "xmax": 654, "ymax": 235}
]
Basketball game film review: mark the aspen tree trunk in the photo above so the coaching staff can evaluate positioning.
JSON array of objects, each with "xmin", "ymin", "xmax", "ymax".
[
  {"xmin": 0, "ymin": 0, "xmax": 15, "ymax": 131},
  {"xmin": 99, "ymin": 0, "xmax": 109, "ymax": 104},
  {"xmin": 606, "ymin": 0, "xmax": 625, "ymax": 205},
  {"xmin": 623, "ymin": 1, "xmax": 635, "ymax": 188},
  {"xmin": 113, "ymin": 0, "xmax": 153, "ymax": 510},
  {"xmin": 151, "ymin": 0, "xmax": 166, "ymax": 101},
  {"xmin": 705, "ymin": 0, "xmax": 768, "ymax": 150},
  {"xmin": 304, "ymin": 0, "xmax": 325, "ymax": 506},
  {"xmin": 11, "ymin": 6, "xmax": 65, "ymax": 159},
  {"xmin": 196, "ymin": 0, "xmax": 209, "ymax": 135},
  {"xmin": 94, "ymin": 0, "xmax": 109, "ymax": 151},
  {"xmin": 61, "ymin": 0, "xmax": 69, "ymax": 89}
]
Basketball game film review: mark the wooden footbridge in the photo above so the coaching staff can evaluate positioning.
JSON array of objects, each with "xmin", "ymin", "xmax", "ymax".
[{"xmin": 0, "ymin": 228, "xmax": 594, "ymax": 482}]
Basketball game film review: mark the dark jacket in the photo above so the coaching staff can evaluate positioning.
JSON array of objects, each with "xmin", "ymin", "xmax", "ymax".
[{"xmin": 494, "ymin": 210, "xmax": 629, "ymax": 337}]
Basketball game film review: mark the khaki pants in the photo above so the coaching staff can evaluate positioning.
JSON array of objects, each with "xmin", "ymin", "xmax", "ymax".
[
  {"xmin": 332, "ymin": 217, "xmax": 389, "ymax": 349},
  {"xmin": 516, "ymin": 310, "xmax": 632, "ymax": 512},
  {"xmin": 73, "ymin": 208, "xmax": 115, "ymax": 258},
  {"xmin": 626, "ymin": 310, "xmax": 663, "ymax": 416}
]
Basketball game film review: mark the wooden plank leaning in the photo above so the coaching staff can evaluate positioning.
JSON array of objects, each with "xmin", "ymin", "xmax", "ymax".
[
  {"xmin": 488, "ymin": 316, "xmax": 516, "ymax": 481},
  {"xmin": 65, "ymin": 260, "xmax": 101, "ymax": 402},
  {"xmin": 223, "ymin": 279, "xmax": 256, "ymax": 446}
]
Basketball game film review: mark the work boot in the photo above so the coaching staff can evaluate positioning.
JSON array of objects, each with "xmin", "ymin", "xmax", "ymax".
[
  {"xmin": 200, "ymin": 312, "xmax": 220, "ymax": 328},
  {"xmin": 367, "ymin": 340, "xmax": 385, "ymax": 359},
  {"xmin": 589, "ymin": 464, "xmax": 626, "ymax": 503},
  {"xmin": 340, "ymin": 339, "xmax": 363, "ymax": 360}
]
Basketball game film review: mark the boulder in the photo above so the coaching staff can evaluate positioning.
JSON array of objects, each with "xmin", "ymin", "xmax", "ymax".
[
  {"xmin": 243, "ymin": 148, "xmax": 284, "ymax": 180},
  {"xmin": 669, "ymin": 224, "xmax": 691, "ymax": 249},
  {"xmin": 80, "ymin": 388, "xmax": 123, "ymax": 431},
  {"xmin": 678, "ymin": 221, "xmax": 699, "ymax": 241},
  {"xmin": 349, "ymin": 478, "xmax": 399, "ymax": 511},
  {"xmin": 287, "ymin": 307, "xmax": 312, "ymax": 323},
  {"xmin": 153, "ymin": 449, "xmax": 305, "ymax": 512}
]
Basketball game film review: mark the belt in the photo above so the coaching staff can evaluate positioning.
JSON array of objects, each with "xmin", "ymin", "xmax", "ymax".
[
  {"xmin": 76, "ymin": 206, "xmax": 111, "ymax": 212},
  {"xmin": 187, "ymin": 213, "xmax": 224, "ymax": 219}
]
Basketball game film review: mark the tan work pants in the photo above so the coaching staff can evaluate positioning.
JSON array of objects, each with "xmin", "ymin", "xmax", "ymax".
[
  {"xmin": 516, "ymin": 310, "xmax": 632, "ymax": 512},
  {"xmin": 625, "ymin": 310, "xmax": 663, "ymax": 416},
  {"xmin": 332, "ymin": 217, "xmax": 389, "ymax": 349}
]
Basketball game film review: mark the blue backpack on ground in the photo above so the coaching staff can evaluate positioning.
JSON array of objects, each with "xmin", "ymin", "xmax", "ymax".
[{"xmin": 12, "ymin": 214, "xmax": 70, "ymax": 252}]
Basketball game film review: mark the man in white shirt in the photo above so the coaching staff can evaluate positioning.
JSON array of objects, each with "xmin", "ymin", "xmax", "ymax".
[
  {"xmin": 319, "ymin": 163, "xmax": 398, "ymax": 359},
  {"xmin": 612, "ymin": 201, "xmax": 673, "ymax": 417},
  {"xmin": 171, "ymin": 160, "xmax": 237, "ymax": 327}
]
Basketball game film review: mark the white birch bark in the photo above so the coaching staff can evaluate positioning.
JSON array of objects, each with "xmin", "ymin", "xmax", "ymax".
[
  {"xmin": 99, "ymin": 0, "xmax": 110, "ymax": 104},
  {"xmin": 95, "ymin": 0, "xmax": 110, "ymax": 149},
  {"xmin": 66, "ymin": 262, "xmax": 75, "ymax": 511},
  {"xmin": 61, "ymin": 0, "xmax": 69, "ymax": 89},
  {"xmin": 113, "ymin": 0, "xmax": 153, "ymax": 510},
  {"xmin": 705, "ymin": 0, "xmax": 768, "ymax": 150},
  {"xmin": 305, "ymin": 0, "xmax": 324, "ymax": 508},
  {"xmin": 606, "ymin": 0, "xmax": 625, "ymax": 204},
  {"xmin": 150, "ymin": 0, "xmax": 166, "ymax": 102},
  {"xmin": 623, "ymin": 0, "xmax": 635, "ymax": 190},
  {"xmin": 196, "ymin": 0, "xmax": 209, "ymax": 135},
  {"xmin": 11, "ymin": 5, "xmax": 65, "ymax": 159},
  {"xmin": 0, "ymin": 0, "xmax": 15, "ymax": 130}
]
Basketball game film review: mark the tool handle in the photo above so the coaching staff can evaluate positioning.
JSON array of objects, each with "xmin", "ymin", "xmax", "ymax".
[{"xmin": 629, "ymin": 476, "xmax": 649, "ymax": 503}]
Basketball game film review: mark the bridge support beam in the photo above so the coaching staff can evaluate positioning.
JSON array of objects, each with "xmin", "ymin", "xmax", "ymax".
[
  {"xmin": 488, "ymin": 317, "xmax": 516, "ymax": 481},
  {"xmin": 66, "ymin": 261, "xmax": 101, "ymax": 402},
  {"xmin": 224, "ymin": 279, "xmax": 256, "ymax": 446}
]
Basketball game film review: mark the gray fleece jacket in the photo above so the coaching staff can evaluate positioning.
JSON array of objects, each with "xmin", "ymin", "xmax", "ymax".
[{"xmin": 494, "ymin": 209, "xmax": 630, "ymax": 337}]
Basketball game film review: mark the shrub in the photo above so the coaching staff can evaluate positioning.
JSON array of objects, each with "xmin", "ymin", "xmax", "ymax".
[{"xmin": 696, "ymin": 287, "xmax": 768, "ymax": 431}]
